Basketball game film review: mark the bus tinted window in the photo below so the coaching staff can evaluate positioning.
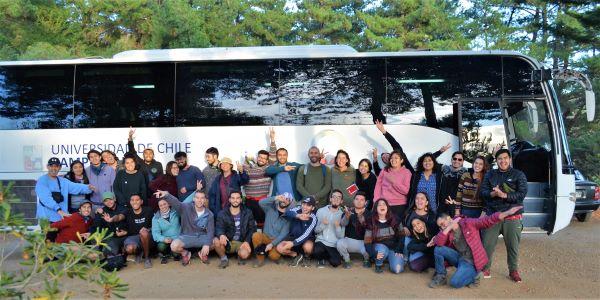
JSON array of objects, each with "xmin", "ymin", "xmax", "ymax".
[
  {"xmin": 0, "ymin": 66, "xmax": 74, "ymax": 129},
  {"xmin": 278, "ymin": 59, "xmax": 385, "ymax": 125},
  {"xmin": 74, "ymin": 63, "xmax": 174, "ymax": 128},
  {"xmin": 176, "ymin": 61, "xmax": 280, "ymax": 126},
  {"xmin": 386, "ymin": 56, "xmax": 502, "ymax": 134},
  {"xmin": 503, "ymin": 56, "xmax": 544, "ymax": 96}
]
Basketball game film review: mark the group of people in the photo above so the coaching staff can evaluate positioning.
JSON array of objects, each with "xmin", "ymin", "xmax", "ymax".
[{"xmin": 36, "ymin": 122, "xmax": 528, "ymax": 289}]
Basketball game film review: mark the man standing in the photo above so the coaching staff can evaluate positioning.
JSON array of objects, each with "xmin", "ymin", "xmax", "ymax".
[
  {"xmin": 202, "ymin": 147, "xmax": 220, "ymax": 198},
  {"xmin": 154, "ymin": 189, "xmax": 214, "ymax": 266},
  {"xmin": 266, "ymin": 147, "xmax": 302, "ymax": 201},
  {"xmin": 337, "ymin": 191, "xmax": 371, "ymax": 269},
  {"xmin": 244, "ymin": 127, "xmax": 278, "ymax": 228},
  {"xmin": 174, "ymin": 151, "xmax": 205, "ymax": 200},
  {"xmin": 296, "ymin": 146, "xmax": 332, "ymax": 208},
  {"xmin": 36, "ymin": 157, "xmax": 94, "ymax": 226},
  {"xmin": 213, "ymin": 191, "xmax": 257, "ymax": 268},
  {"xmin": 85, "ymin": 150, "xmax": 115, "ymax": 210},
  {"xmin": 480, "ymin": 149, "xmax": 528, "ymax": 282},
  {"xmin": 89, "ymin": 192, "xmax": 127, "ymax": 257},
  {"xmin": 313, "ymin": 190, "xmax": 345, "ymax": 268},
  {"xmin": 122, "ymin": 194, "xmax": 154, "ymax": 268},
  {"xmin": 277, "ymin": 196, "xmax": 317, "ymax": 267},
  {"xmin": 127, "ymin": 127, "xmax": 163, "ymax": 182},
  {"xmin": 428, "ymin": 206, "xmax": 523, "ymax": 289},
  {"xmin": 252, "ymin": 192, "xmax": 294, "ymax": 267}
]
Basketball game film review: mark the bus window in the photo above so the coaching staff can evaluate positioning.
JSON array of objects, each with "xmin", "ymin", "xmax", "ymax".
[
  {"xmin": 460, "ymin": 100, "xmax": 507, "ymax": 164},
  {"xmin": 502, "ymin": 56, "xmax": 544, "ymax": 96},
  {"xmin": 74, "ymin": 63, "xmax": 174, "ymax": 128},
  {"xmin": 0, "ymin": 66, "xmax": 74, "ymax": 129},
  {"xmin": 176, "ymin": 60, "xmax": 280, "ymax": 126},
  {"xmin": 278, "ymin": 58, "xmax": 385, "ymax": 125}
]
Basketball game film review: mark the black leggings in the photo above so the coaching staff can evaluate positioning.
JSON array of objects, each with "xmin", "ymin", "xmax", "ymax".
[
  {"xmin": 390, "ymin": 205, "xmax": 407, "ymax": 222},
  {"xmin": 313, "ymin": 241, "xmax": 342, "ymax": 267}
]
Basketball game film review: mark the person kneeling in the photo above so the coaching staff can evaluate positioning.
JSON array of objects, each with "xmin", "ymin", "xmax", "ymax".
[
  {"xmin": 122, "ymin": 194, "xmax": 154, "ymax": 269},
  {"xmin": 429, "ymin": 205, "xmax": 523, "ymax": 289},
  {"xmin": 152, "ymin": 199, "xmax": 181, "ymax": 264},
  {"xmin": 364, "ymin": 199, "xmax": 405, "ymax": 274},
  {"xmin": 252, "ymin": 193, "xmax": 294, "ymax": 267},
  {"xmin": 50, "ymin": 200, "xmax": 93, "ymax": 244},
  {"xmin": 213, "ymin": 191, "xmax": 256, "ymax": 268},
  {"xmin": 276, "ymin": 196, "xmax": 317, "ymax": 267}
]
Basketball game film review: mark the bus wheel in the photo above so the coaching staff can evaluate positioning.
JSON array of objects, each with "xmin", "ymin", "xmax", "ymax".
[{"xmin": 575, "ymin": 213, "xmax": 592, "ymax": 222}]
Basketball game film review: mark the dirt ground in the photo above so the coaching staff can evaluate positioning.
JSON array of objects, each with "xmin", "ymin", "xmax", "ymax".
[
  {"xmin": 5, "ymin": 212, "xmax": 599, "ymax": 299},
  {"xmin": 55, "ymin": 211, "xmax": 600, "ymax": 299}
]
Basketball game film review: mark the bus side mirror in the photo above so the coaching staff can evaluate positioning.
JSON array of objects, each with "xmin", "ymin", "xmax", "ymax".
[{"xmin": 586, "ymin": 90, "xmax": 595, "ymax": 122}]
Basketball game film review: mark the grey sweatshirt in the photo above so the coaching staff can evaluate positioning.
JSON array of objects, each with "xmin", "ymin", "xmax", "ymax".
[
  {"xmin": 162, "ymin": 193, "xmax": 214, "ymax": 246},
  {"xmin": 315, "ymin": 205, "xmax": 345, "ymax": 247},
  {"xmin": 259, "ymin": 196, "xmax": 294, "ymax": 246}
]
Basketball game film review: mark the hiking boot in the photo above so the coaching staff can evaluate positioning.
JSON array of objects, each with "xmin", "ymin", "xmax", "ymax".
[
  {"xmin": 289, "ymin": 254, "xmax": 304, "ymax": 267},
  {"xmin": 144, "ymin": 258, "xmax": 153, "ymax": 269},
  {"xmin": 429, "ymin": 274, "xmax": 447, "ymax": 288},
  {"xmin": 317, "ymin": 259, "xmax": 326, "ymax": 268},
  {"xmin": 363, "ymin": 259, "xmax": 371, "ymax": 268},
  {"xmin": 181, "ymin": 251, "xmax": 191, "ymax": 266},
  {"xmin": 343, "ymin": 261, "xmax": 352, "ymax": 269},
  {"xmin": 218, "ymin": 258, "xmax": 229, "ymax": 269},
  {"xmin": 374, "ymin": 265, "xmax": 383, "ymax": 273},
  {"xmin": 301, "ymin": 257, "xmax": 311, "ymax": 268},
  {"xmin": 483, "ymin": 269, "xmax": 491, "ymax": 279},
  {"xmin": 509, "ymin": 270, "xmax": 522, "ymax": 283},
  {"xmin": 160, "ymin": 256, "xmax": 168, "ymax": 265}
]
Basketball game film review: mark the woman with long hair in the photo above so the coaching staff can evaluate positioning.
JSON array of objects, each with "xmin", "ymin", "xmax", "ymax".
[
  {"xmin": 65, "ymin": 160, "xmax": 91, "ymax": 213},
  {"xmin": 454, "ymin": 155, "xmax": 488, "ymax": 218},
  {"xmin": 406, "ymin": 217, "xmax": 434, "ymax": 272},
  {"xmin": 331, "ymin": 149, "xmax": 356, "ymax": 207},
  {"xmin": 364, "ymin": 199, "xmax": 405, "ymax": 274},
  {"xmin": 149, "ymin": 161, "xmax": 179, "ymax": 211},
  {"xmin": 408, "ymin": 152, "xmax": 446, "ymax": 214},
  {"xmin": 113, "ymin": 154, "xmax": 147, "ymax": 207},
  {"xmin": 355, "ymin": 158, "xmax": 377, "ymax": 210},
  {"xmin": 373, "ymin": 150, "xmax": 412, "ymax": 220},
  {"xmin": 101, "ymin": 150, "xmax": 123, "ymax": 171}
]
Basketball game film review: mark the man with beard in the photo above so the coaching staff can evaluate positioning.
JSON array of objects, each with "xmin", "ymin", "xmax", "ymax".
[
  {"xmin": 312, "ymin": 189, "xmax": 345, "ymax": 268},
  {"xmin": 213, "ymin": 190, "xmax": 257, "ymax": 268},
  {"xmin": 174, "ymin": 151, "xmax": 205, "ymax": 200},
  {"xmin": 85, "ymin": 150, "xmax": 115, "ymax": 210},
  {"xmin": 252, "ymin": 192, "xmax": 295, "ymax": 267},
  {"xmin": 243, "ymin": 128, "xmax": 278, "ymax": 228},
  {"xmin": 296, "ymin": 146, "xmax": 332, "ymax": 208},
  {"xmin": 122, "ymin": 194, "xmax": 155, "ymax": 269},
  {"xmin": 127, "ymin": 127, "xmax": 163, "ymax": 182},
  {"xmin": 202, "ymin": 147, "xmax": 220, "ymax": 198},
  {"xmin": 266, "ymin": 147, "xmax": 302, "ymax": 201}
]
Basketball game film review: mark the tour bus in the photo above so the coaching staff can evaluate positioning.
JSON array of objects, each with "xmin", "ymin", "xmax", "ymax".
[{"xmin": 0, "ymin": 45, "xmax": 595, "ymax": 234}]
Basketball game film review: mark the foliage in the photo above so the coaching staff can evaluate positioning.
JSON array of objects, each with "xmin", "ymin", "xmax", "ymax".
[{"xmin": 0, "ymin": 182, "xmax": 128, "ymax": 299}]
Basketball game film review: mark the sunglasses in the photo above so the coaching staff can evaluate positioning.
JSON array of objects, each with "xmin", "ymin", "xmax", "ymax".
[{"xmin": 452, "ymin": 157, "xmax": 464, "ymax": 161}]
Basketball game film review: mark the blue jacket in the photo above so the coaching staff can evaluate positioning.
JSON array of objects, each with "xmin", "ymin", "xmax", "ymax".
[
  {"xmin": 284, "ymin": 205, "xmax": 317, "ymax": 246},
  {"xmin": 36, "ymin": 175, "xmax": 92, "ymax": 222},
  {"xmin": 266, "ymin": 162, "xmax": 302, "ymax": 201},
  {"xmin": 208, "ymin": 170, "xmax": 249, "ymax": 217},
  {"xmin": 152, "ymin": 210, "xmax": 181, "ymax": 243}
]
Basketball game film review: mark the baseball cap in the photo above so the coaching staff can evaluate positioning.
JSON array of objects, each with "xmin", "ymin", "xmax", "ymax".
[
  {"xmin": 302, "ymin": 196, "xmax": 316, "ymax": 207},
  {"xmin": 79, "ymin": 200, "xmax": 93, "ymax": 208},
  {"xmin": 219, "ymin": 157, "xmax": 233, "ymax": 167},
  {"xmin": 47, "ymin": 157, "xmax": 61, "ymax": 166},
  {"xmin": 282, "ymin": 192, "xmax": 294, "ymax": 201},
  {"xmin": 102, "ymin": 191, "xmax": 115, "ymax": 201}
]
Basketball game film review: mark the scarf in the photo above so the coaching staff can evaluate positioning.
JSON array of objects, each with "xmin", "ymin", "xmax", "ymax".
[
  {"xmin": 90, "ymin": 162, "xmax": 106, "ymax": 176},
  {"xmin": 161, "ymin": 208, "xmax": 171, "ymax": 222}
]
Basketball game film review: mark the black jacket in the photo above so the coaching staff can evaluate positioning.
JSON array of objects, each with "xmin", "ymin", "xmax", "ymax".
[
  {"xmin": 215, "ymin": 206, "xmax": 257, "ymax": 244},
  {"xmin": 408, "ymin": 163, "xmax": 452, "ymax": 215},
  {"xmin": 127, "ymin": 139, "xmax": 164, "ymax": 182},
  {"xmin": 480, "ymin": 167, "xmax": 527, "ymax": 215}
]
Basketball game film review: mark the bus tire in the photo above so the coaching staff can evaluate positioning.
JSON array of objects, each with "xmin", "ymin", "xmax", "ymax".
[{"xmin": 575, "ymin": 212, "xmax": 592, "ymax": 222}]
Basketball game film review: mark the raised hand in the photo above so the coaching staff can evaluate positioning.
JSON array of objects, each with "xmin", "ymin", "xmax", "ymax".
[
  {"xmin": 128, "ymin": 126, "xmax": 136, "ymax": 141},
  {"xmin": 269, "ymin": 127, "xmax": 276, "ymax": 142},
  {"xmin": 372, "ymin": 148, "xmax": 378, "ymax": 162},
  {"xmin": 196, "ymin": 180, "xmax": 203, "ymax": 191},
  {"xmin": 153, "ymin": 190, "xmax": 169, "ymax": 199},
  {"xmin": 439, "ymin": 142, "xmax": 451, "ymax": 153},
  {"xmin": 236, "ymin": 161, "xmax": 244, "ymax": 173},
  {"xmin": 375, "ymin": 119, "xmax": 386, "ymax": 134},
  {"xmin": 284, "ymin": 165, "xmax": 296, "ymax": 172}
]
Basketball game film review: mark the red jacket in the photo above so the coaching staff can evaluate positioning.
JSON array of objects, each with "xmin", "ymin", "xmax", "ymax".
[
  {"xmin": 50, "ymin": 212, "xmax": 92, "ymax": 243},
  {"xmin": 434, "ymin": 212, "xmax": 501, "ymax": 272}
]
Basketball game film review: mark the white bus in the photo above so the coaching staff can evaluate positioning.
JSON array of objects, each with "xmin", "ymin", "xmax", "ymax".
[{"xmin": 0, "ymin": 45, "xmax": 595, "ymax": 233}]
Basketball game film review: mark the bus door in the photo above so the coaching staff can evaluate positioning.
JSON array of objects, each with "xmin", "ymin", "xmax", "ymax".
[{"xmin": 458, "ymin": 98, "xmax": 557, "ymax": 232}]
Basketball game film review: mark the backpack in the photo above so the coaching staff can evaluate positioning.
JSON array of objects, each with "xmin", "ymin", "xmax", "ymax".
[
  {"xmin": 301, "ymin": 164, "xmax": 327, "ymax": 177},
  {"xmin": 102, "ymin": 254, "xmax": 126, "ymax": 271}
]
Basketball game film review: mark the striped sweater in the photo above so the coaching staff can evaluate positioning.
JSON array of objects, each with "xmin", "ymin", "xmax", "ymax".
[
  {"xmin": 456, "ymin": 171, "xmax": 484, "ymax": 209},
  {"xmin": 243, "ymin": 141, "xmax": 277, "ymax": 199},
  {"xmin": 364, "ymin": 219, "xmax": 404, "ymax": 256}
]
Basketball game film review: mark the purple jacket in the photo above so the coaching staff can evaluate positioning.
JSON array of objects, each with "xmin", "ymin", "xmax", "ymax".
[{"xmin": 85, "ymin": 164, "xmax": 116, "ymax": 205}]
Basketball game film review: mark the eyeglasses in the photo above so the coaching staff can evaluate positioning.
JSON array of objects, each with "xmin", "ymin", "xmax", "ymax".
[{"xmin": 452, "ymin": 158, "xmax": 463, "ymax": 161}]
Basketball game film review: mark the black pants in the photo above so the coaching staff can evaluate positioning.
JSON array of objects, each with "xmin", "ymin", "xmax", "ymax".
[
  {"xmin": 246, "ymin": 197, "xmax": 266, "ymax": 228},
  {"xmin": 313, "ymin": 241, "xmax": 342, "ymax": 267},
  {"xmin": 390, "ymin": 205, "xmax": 407, "ymax": 222}
]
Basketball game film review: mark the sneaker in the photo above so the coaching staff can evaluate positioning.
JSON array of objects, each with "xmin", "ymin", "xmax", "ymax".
[
  {"xmin": 509, "ymin": 270, "xmax": 522, "ymax": 283},
  {"xmin": 253, "ymin": 256, "xmax": 265, "ymax": 268},
  {"xmin": 483, "ymin": 269, "xmax": 491, "ymax": 279},
  {"xmin": 135, "ymin": 253, "xmax": 143, "ymax": 264},
  {"xmin": 238, "ymin": 259, "xmax": 246, "ymax": 266},
  {"xmin": 181, "ymin": 251, "xmax": 191, "ymax": 266},
  {"xmin": 301, "ymin": 257, "xmax": 311, "ymax": 268},
  {"xmin": 317, "ymin": 259, "xmax": 326, "ymax": 268},
  {"xmin": 290, "ymin": 254, "xmax": 304, "ymax": 267},
  {"xmin": 160, "ymin": 256, "xmax": 168, "ymax": 265},
  {"xmin": 343, "ymin": 261, "xmax": 352, "ymax": 269},
  {"xmin": 428, "ymin": 274, "xmax": 447, "ymax": 288},
  {"xmin": 374, "ymin": 265, "xmax": 383, "ymax": 273},
  {"xmin": 144, "ymin": 258, "xmax": 153, "ymax": 269},
  {"xmin": 362, "ymin": 259, "xmax": 371, "ymax": 268},
  {"xmin": 468, "ymin": 272, "xmax": 482, "ymax": 288},
  {"xmin": 218, "ymin": 258, "xmax": 229, "ymax": 269},
  {"xmin": 173, "ymin": 255, "xmax": 181, "ymax": 261}
]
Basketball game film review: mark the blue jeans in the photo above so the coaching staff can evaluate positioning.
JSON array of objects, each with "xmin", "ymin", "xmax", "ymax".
[
  {"xmin": 403, "ymin": 237, "xmax": 424, "ymax": 262},
  {"xmin": 374, "ymin": 244, "xmax": 404, "ymax": 274},
  {"xmin": 434, "ymin": 246, "xmax": 477, "ymax": 288},
  {"xmin": 461, "ymin": 208, "xmax": 482, "ymax": 218}
]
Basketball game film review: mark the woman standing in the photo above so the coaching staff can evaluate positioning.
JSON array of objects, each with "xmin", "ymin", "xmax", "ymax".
[
  {"xmin": 114, "ymin": 154, "xmax": 147, "ymax": 207},
  {"xmin": 149, "ymin": 161, "xmax": 179, "ymax": 211},
  {"xmin": 355, "ymin": 158, "xmax": 377, "ymax": 210},
  {"xmin": 409, "ymin": 153, "xmax": 445, "ymax": 215},
  {"xmin": 65, "ymin": 160, "xmax": 91, "ymax": 213},
  {"xmin": 373, "ymin": 150, "xmax": 412, "ymax": 219},
  {"xmin": 331, "ymin": 150, "xmax": 356, "ymax": 207},
  {"xmin": 101, "ymin": 150, "xmax": 123, "ymax": 171},
  {"xmin": 454, "ymin": 155, "xmax": 488, "ymax": 218},
  {"xmin": 364, "ymin": 199, "xmax": 405, "ymax": 274}
]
